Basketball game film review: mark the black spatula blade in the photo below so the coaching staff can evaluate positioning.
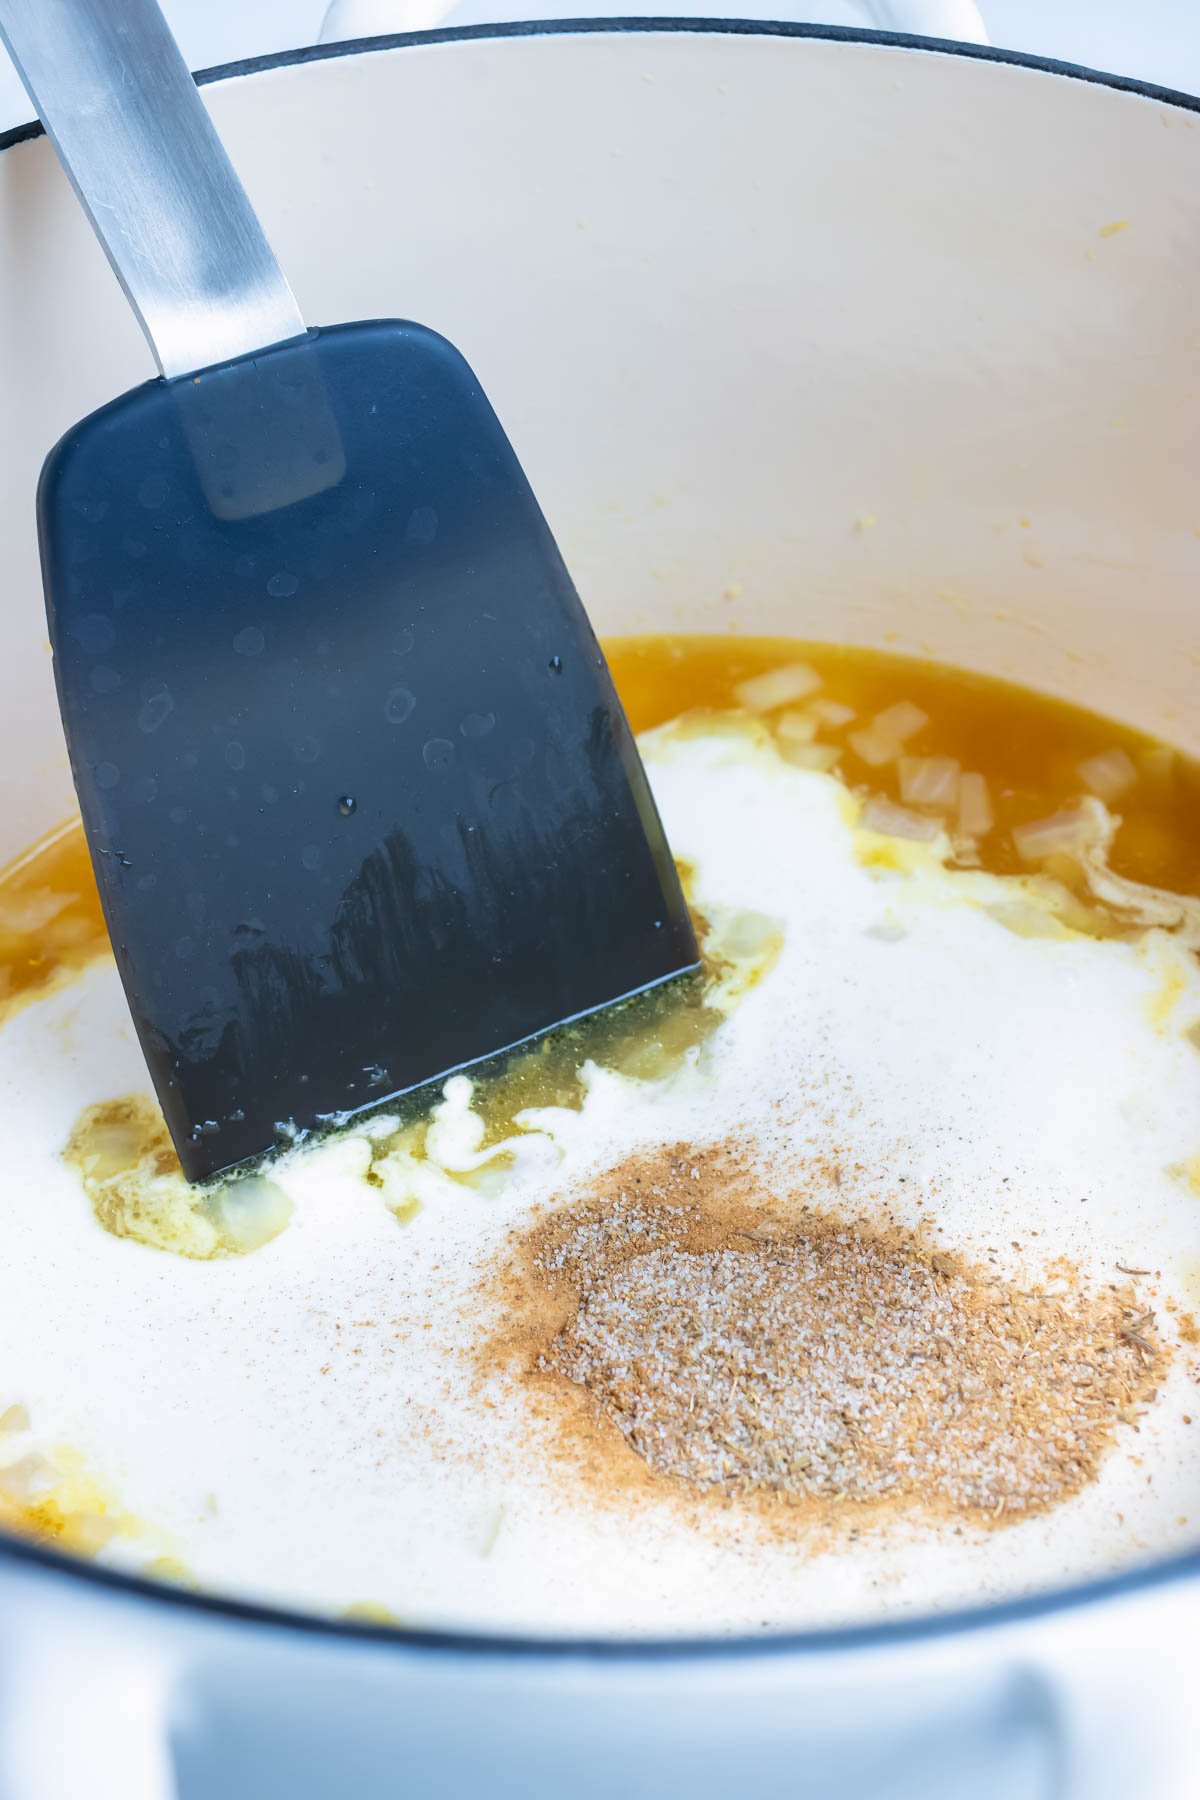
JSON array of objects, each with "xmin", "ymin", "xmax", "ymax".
[{"xmin": 39, "ymin": 321, "xmax": 697, "ymax": 1181}]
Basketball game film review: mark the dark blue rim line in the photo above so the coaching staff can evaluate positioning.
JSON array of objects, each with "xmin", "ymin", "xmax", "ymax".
[
  {"xmin": 0, "ymin": 18, "xmax": 1196, "ymax": 1662},
  {"xmin": 2, "ymin": 15, "xmax": 1200, "ymax": 150}
]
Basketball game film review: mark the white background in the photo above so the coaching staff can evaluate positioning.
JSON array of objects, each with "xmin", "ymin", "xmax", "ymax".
[{"xmin": 0, "ymin": 0, "xmax": 1198, "ymax": 133}]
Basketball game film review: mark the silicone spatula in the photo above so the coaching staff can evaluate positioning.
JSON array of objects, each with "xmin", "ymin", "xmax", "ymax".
[{"xmin": 0, "ymin": 0, "xmax": 697, "ymax": 1182}]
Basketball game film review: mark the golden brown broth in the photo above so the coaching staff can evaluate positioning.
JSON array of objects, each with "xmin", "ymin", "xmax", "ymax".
[
  {"xmin": 3, "ymin": 636, "xmax": 1199, "ymax": 1019},
  {"xmin": 0, "ymin": 823, "xmax": 108, "ymax": 1010},
  {"xmin": 607, "ymin": 637, "xmax": 1200, "ymax": 895}
]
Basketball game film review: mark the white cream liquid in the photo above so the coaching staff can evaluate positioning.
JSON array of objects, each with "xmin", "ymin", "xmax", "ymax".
[{"xmin": 0, "ymin": 717, "xmax": 1197, "ymax": 1635}]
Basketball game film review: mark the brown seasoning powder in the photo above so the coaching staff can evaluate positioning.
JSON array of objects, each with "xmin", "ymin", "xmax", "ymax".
[{"xmin": 495, "ymin": 1146, "xmax": 1165, "ymax": 1530}]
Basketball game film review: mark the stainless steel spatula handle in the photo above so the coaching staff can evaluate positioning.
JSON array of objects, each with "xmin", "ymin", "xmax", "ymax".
[{"xmin": 0, "ymin": 0, "xmax": 305, "ymax": 378}]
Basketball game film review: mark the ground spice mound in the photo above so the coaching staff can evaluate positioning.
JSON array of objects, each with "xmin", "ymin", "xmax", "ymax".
[{"xmin": 507, "ymin": 1146, "xmax": 1163, "ymax": 1527}]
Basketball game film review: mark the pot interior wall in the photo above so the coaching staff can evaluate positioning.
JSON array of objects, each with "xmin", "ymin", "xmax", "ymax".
[{"xmin": 0, "ymin": 30, "xmax": 1197, "ymax": 866}]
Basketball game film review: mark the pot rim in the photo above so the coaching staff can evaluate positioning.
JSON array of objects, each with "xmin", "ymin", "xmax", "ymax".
[
  {"xmin": 5, "ymin": 14, "xmax": 1200, "ymax": 152},
  {"xmin": 0, "ymin": 16, "xmax": 1196, "ymax": 1661}
]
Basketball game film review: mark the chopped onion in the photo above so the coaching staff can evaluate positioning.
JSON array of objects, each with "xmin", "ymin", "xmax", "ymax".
[
  {"xmin": 870, "ymin": 701, "xmax": 928, "ymax": 745},
  {"xmin": 860, "ymin": 797, "xmax": 941, "ymax": 842},
  {"xmin": 1077, "ymin": 748, "xmax": 1137, "ymax": 802},
  {"xmin": 812, "ymin": 699, "xmax": 856, "ymax": 728},
  {"xmin": 0, "ymin": 1453, "xmax": 52, "ymax": 1502},
  {"xmin": 957, "ymin": 771, "xmax": 995, "ymax": 837},
  {"xmin": 733, "ymin": 663, "xmax": 822, "ymax": 712},
  {"xmin": 1085, "ymin": 859, "xmax": 1194, "ymax": 933},
  {"xmin": 774, "ymin": 709, "xmax": 818, "ymax": 744},
  {"xmin": 211, "ymin": 1175, "xmax": 294, "ymax": 1253},
  {"xmin": 66, "ymin": 1514, "xmax": 120, "ymax": 1555},
  {"xmin": 781, "ymin": 742, "xmax": 840, "ymax": 772},
  {"xmin": 1138, "ymin": 744, "xmax": 1177, "ymax": 784},
  {"xmin": 865, "ymin": 921, "xmax": 907, "ymax": 942},
  {"xmin": 359, "ymin": 1114, "xmax": 401, "ymax": 1142},
  {"xmin": 849, "ymin": 699, "xmax": 929, "ymax": 768},
  {"xmin": 0, "ymin": 889, "xmax": 73, "ymax": 935},
  {"xmin": 899, "ymin": 756, "xmax": 960, "ymax": 808},
  {"xmin": 1011, "ymin": 805, "xmax": 1103, "ymax": 863},
  {"xmin": 848, "ymin": 727, "xmax": 900, "ymax": 768}
]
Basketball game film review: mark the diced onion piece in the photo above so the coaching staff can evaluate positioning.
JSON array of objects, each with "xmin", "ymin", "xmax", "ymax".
[
  {"xmin": 0, "ymin": 889, "xmax": 73, "ymax": 935},
  {"xmin": 781, "ymin": 742, "xmax": 840, "ymax": 771},
  {"xmin": 848, "ymin": 727, "xmax": 900, "ymax": 768},
  {"xmin": 733, "ymin": 663, "xmax": 822, "ymax": 712},
  {"xmin": 957, "ymin": 771, "xmax": 995, "ymax": 837},
  {"xmin": 1077, "ymin": 748, "xmax": 1137, "ymax": 802},
  {"xmin": 860, "ymin": 797, "xmax": 941, "ymax": 842},
  {"xmin": 0, "ymin": 1404, "xmax": 29, "ymax": 1436},
  {"xmin": 65, "ymin": 1513, "xmax": 120, "ymax": 1555},
  {"xmin": 211, "ymin": 1175, "xmax": 293, "ymax": 1254},
  {"xmin": 775, "ymin": 709, "xmax": 818, "ymax": 744},
  {"xmin": 811, "ymin": 699, "xmax": 856, "ymax": 728},
  {"xmin": 870, "ymin": 701, "xmax": 928, "ymax": 745},
  {"xmin": 0, "ymin": 1453, "xmax": 53, "ymax": 1502},
  {"xmin": 1011, "ymin": 806, "xmax": 1101, "ymax": 863},
  {"xmin": 1138, "ymin": 744, "xmax": 1177, "ymax": 784},
  {"xmin": 899, "ymin": 755, "xmax": 960, "ymax": 809}
]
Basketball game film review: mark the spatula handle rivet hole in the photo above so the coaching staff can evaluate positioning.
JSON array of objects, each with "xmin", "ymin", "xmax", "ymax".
[
  {"xmin": 336, "ymin": 795, "xmax": 357, "ymax": 817},
  {"xmin": 548, "ymin": 655, "xmax": 564, "ymax": 675}
]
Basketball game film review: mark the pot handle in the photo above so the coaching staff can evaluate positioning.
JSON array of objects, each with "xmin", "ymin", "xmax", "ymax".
[
  {"xmin": 857, "ymin": 0, "xmax": 987, "ymax": 40},
  {"xmin": 0, "ymin": 1635, "xmax": 178, "ymax": 1800},
  {"xmin": 320, "ymin": 0, "xmax": 988, "ymax": 45}
]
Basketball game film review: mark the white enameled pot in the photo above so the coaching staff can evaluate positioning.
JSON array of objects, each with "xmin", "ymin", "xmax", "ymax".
[{"xmin": 0, "ymin": 24, "xmax": 1198, "ymax": 1800}]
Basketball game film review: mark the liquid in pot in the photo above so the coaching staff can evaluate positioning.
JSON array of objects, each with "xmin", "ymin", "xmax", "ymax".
[{"xmin": 0, "ymin": 637, "xmax": 1196, "ymax": 1635}]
